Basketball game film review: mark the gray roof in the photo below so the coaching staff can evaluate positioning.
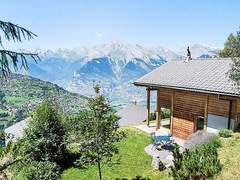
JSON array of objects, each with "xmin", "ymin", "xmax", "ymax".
[
  {"xmin": 134, "ymin": 58, "xmax": 240, "ymax": 97},
  {"xmin": 5, "ymin": 118, "xmax": 28, "ymax": 144}
]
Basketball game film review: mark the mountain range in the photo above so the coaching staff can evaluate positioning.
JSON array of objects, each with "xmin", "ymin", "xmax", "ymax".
[{"xmin": 19, "ymin": 41, "xmax": 221, "ymax": 106}]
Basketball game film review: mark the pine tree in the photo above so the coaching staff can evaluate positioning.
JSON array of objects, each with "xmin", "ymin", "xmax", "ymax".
[{"xmin": 0, "ymin": 20, "xmax": 39, "ymax": 78}]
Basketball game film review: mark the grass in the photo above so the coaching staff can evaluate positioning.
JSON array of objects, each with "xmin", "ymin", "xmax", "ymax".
[
  {"xmin": 214, "ymin": 132, "xmax": 240, "ymax": 179},
  {"xmin": 62, "ymin": 127, "xmax": 170, "ymax": 180},
  {"xmin": 3, "ymin": 96, "xmax": 27, "ymax": 108}
]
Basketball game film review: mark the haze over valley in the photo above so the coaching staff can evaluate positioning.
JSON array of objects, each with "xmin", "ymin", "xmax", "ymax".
[{"xmin": 17, "ymin": 41, "xmax": 220, "ymax": 107}]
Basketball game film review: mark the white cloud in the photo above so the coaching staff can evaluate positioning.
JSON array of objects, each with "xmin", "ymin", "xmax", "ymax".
[{"xmin": 95, "ymin": 31, "xmax": 104, "ymax": 38}]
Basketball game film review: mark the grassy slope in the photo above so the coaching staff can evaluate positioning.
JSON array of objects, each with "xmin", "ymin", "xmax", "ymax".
[
  {"xmin": 214, "ymin": 133, "xmax": 240, "ymax": 180},
  {"xmin": 62, "ymin": 128, "xmax": 169, "ymax": 180}
]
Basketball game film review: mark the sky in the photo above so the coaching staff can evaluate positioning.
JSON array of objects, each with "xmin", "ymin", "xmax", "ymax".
[{"xmin": 1, "ymin": 0, "xmax": 240, "ymax": 50}]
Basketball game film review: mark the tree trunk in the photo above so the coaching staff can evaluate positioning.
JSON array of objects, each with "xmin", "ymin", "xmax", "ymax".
[{"xmin": 97, "ymin": 159, "xmax": 102, "ymax": 180}]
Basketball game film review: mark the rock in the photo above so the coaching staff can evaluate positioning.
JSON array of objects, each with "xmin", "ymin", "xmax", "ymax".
[{"xmin": 151, "ymin": 156, "xmax": 166, "ymax": 171}]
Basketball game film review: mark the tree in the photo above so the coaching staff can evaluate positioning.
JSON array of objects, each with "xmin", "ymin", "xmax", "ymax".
[
  {"xmin": 74, "ymin": 85, "xmax": 125, "ymax": 180},
  {"xmin": 14, "ymin": 101, "xmax": 68, "ymax": 178},
  {"xmin": 219, "ymin": 30, "xmax": 240, "ymax": 58},
  {"xmin": 0, "ymin": 20, "xmax": 39, "ymax": 78},
  {"xmin": 220, "ymin": 29, "xmax": 240, "ymax": 87}
]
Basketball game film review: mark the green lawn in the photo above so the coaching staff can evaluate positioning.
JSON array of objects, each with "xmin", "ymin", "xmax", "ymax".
[
  {"xmin": 214, "ymin": 133, "xmax": 240, "ymax": 180},
  {"xmin": 62, "ymin": 127, "xmax": 170, "ymax": 180}
]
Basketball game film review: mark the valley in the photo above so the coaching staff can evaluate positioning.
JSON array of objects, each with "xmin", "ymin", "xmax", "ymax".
[
  {"xmin": 18, "ymin": 41, "xmax": 220, "ymax": 107},
  {"xmin": 0, "ymin": 74, "xmax": 88, "ymax": 129}
]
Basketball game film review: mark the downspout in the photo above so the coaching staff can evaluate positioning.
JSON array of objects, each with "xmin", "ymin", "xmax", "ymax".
[{"xmin": 228, "ymin": 100, "xmax": 233, "ymax": 129}]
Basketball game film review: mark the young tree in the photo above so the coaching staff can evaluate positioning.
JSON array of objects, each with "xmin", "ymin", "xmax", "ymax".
[
  {"xmin": 0, "ymin": 20, "xmax": 39, "ymax": 78},
  {"xmin": 75, "ymin": 85, "xmax": 125, "ymax": 180}
]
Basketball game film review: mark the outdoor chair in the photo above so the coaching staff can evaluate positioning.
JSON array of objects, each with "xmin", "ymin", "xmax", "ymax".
[{"xmin": 151, "ymin": 133, "xmax": 174, "ymax": 150}]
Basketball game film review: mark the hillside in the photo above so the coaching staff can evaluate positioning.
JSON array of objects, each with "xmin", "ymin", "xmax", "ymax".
[{"xmin": 0, "ymin": 74, "xmax": 88, "ymax": 129}]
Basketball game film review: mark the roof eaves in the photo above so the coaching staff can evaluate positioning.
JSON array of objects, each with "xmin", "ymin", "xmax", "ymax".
[{"xmin": 133, "ymin": 82, "xmax": 240, "ymax": 97}]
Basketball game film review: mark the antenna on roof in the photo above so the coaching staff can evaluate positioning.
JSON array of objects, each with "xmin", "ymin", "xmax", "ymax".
[{"xmin": 186, "ymin": 46, "xmax": 192, "ymax": 62}]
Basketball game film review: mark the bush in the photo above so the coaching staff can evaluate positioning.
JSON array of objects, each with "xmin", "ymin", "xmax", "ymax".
[
  {"xmin": 209, "ymin": 136, "xmax": 221, "ymax": 148},
  {"xmin": 150, "ymin": 112, "xmax": 156, "ymax": 121},
  {"xmin": 171, "ymin": 138, "xmax": 222, "ymax": 179},
  {"xmin": 219, "ymin": 129, "xmax": 233, "ymax": 138},
  {"xmin": 161, "ymin": 108, "xmax": 170, "ymax": 119},
  {"xmin": 19, "ymin": 161, "xmax": 60, "ymax": 180},
  {"xmin": 144, "ymin": 109, "xmax": 170, "ymax": 122}
]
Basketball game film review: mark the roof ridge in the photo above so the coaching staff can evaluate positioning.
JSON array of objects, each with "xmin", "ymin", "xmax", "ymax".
[{"xmin": 170, "ymin": 57, "xmax": 232, "ymax": 61}]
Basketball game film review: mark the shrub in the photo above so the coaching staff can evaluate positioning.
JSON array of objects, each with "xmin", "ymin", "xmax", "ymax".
[
  {"xmin": 144, "ymin": 109, "xmax": 170, "ymax": 122},
  {"xmin": 171, "ymin": 138, "xmax": 222, "ymax": 179},
  {"xmin": 19, "ymin": 161, "xmax": 60, "ymax": 180},
  {"xmin": 161, "ymin": 108, "xmax": 170, "ymax": 119},
  {"xmin": 209, "ymin": 136, "xmax": 221, "ymax": 148},
  {"xmin": 150, "ymin": 112, "xmax": 156, "ymax": 121},
  {"xmin": 219, "ymin": 129, "xmax": 233, "ymax": 138}
]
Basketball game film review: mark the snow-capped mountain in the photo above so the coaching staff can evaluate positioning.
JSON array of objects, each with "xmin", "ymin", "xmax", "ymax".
[
  {"xmin": 20, "ymin": 41, "xmax": 221, "ymax": 106},
  {"xmin": 177, "ymin": 44, "xmax": 220, "ymax": 58}
]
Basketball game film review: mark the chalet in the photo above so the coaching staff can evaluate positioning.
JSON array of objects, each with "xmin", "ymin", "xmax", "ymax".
[{"xmin": 134, "ymin": 58, "xmax": 240, "ymax": 139}]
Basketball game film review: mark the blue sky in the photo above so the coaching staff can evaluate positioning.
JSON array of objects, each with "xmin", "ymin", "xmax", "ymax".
[{"xmin": 1, "ymin": 0, "xmax": 240, "ymax": 50}]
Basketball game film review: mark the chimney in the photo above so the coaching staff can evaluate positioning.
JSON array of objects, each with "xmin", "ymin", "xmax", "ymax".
[{"xmin": 185, "ymin": 46, "xmax": 192, "ymax": 62}]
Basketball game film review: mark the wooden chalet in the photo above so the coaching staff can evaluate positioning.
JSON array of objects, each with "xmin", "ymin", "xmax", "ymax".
[{"xmin": 134, "ymin": 58, "xmax": 240, "ymax": 139}]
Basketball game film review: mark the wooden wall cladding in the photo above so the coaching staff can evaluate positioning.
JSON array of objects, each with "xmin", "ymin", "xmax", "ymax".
[
  {"xmin": 172, "ymin": 117, "xmax": 194, "ymax": 139},
  {"xmin": 173, "ymin": 91, "xmax": 205, "ymax": 121},
  {"xmin": 208, "ymin": 96, "xmax": 230, "ymax": 117},
  {"xmin": 158, "ymin": 89, "xmax": 172, "ymax": 108}
]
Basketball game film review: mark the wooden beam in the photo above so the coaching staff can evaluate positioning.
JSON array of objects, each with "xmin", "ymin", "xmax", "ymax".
[
  {"xmin": 228, "ymin": 100, "xmax": 233, "ymax": 129},
  {"xmin": 156, "ymin": 89, "xmax": 161, "ymax": 129},
  {"xmin": 204, "ymin": 95, "xmax": 209, "ymax": 129},
  {"xmin": 146, "ymin": 88, "xmax": 150, "ymax": 126},
  {"xmin": 170, "ymin": 91, "xmax": 174, "ymax": 134}
]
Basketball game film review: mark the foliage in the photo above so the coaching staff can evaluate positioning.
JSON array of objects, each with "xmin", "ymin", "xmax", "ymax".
[
  {"xmin": 72, "ymin": 85, "xmax": 125, "ymax": 179},
  {"xmin": 62, "ymin": 128, "xmax": 169, "ymax": 180},
  {"xmin": 16, "ymin": 161, "xmax": 60, "ymax": 180},
  {"xmin": 18, "ymin": 101, "xmax": 68, "ymax": 164},
  {"xmin": 219, "ymin": 30, "xmax": 240, "ymax": 58},
  {"xmin": 0, "ymin": 20, "xmax": 39, "ymax": 77},
  {"xmin": 219, "ymin": 129, "xmax": 233, "ymax": 138},
  {"xmin": 0, "ymin": 141, "xmax": 21, "ymax": 179},
  {"xmin": 171, "ymin": 138, "xmax": 222, "ymax": 180},
  {"xmin": 161, "ymin": 108, "xmax": 171, "ymax": 119},
  {"xmin": 147, "ymin": 109, "xmax": 171, "ymax": 122},
  {"xmin": 13, "ymin": 101, "xmax": 70, "ymax": 179},
  {"xmin": 228, "ymin": 57, "xmax": 240, "ymax": 88},
  {"xmin": 220, "ymin": 29, "xmax": 240, "ymax": 87}
]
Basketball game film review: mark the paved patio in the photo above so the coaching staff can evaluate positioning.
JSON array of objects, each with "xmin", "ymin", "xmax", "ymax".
[
  {"xmin": 135, "ymin": 122, "xmax": 185, "ymax": 146},
  {"xmin": 135, "ymin": 123, "xmax": 217, "ymax": 168}
]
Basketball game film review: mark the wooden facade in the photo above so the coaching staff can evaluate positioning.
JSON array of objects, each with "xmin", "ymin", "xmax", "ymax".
[{"xmin": 147, "ymin": 87, "xmax": 240, "ymax": 139}]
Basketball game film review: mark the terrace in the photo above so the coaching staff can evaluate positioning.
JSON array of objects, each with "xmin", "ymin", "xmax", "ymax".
[{"xmin": 135, "ymin": 121, "xmax": 216, "ymax": 168}]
